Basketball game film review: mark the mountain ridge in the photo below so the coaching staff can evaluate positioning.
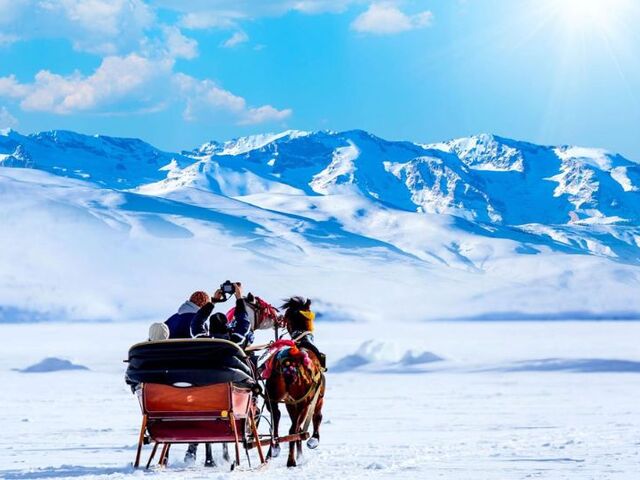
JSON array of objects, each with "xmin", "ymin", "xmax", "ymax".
[{"xmin": 1, "ymin": 127, "xmax": 640, "ymax": 322}]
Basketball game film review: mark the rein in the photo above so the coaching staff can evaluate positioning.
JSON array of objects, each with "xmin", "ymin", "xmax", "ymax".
[
  {"xmin": 282, "ymin": 369, "xmax": 324, "ymax": 406},
  {"xmin": 245, "ymin": 330, "xmax": 312, "ymax": 354}
]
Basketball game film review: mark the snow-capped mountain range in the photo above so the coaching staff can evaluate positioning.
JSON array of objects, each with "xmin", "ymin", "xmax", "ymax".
[{"xmin": 1, "ymin": 128, "xmax": 640, "ymax": 322}]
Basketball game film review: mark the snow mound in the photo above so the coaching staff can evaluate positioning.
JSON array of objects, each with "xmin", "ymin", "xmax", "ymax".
[
  {"xmin": 400, "ymin": 350, "xmax": 444, "ymax": 365},
  {"xmin": 332, "ymin": 340, "xmax": 443, "ymax": 372},
  {"xmin": 16, "ymin": 357, "xmax": 89, "ymax": 373}
]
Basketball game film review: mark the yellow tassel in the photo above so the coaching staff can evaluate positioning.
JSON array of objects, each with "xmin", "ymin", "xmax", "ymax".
[{"xmin": 299, "ymin": 310, "xmax": 315, "ymax": 331}]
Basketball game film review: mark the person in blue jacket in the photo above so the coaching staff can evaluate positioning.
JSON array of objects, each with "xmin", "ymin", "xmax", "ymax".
[
  {"xmin": 148, "ymin": 290, "xmax": 215, "ymax": 341},
  {"xmin": 190, "ymin": 283, "xmax": 254, "ymax": 347},
  {"xmin": 164, "ymin": 290, "xmax": 213, "ymax": 338}
]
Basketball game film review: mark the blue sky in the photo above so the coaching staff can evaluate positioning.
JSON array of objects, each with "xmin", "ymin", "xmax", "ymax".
[{"xmin": 1, "ymin": 0, "xmax": 639, "ymax": 158}]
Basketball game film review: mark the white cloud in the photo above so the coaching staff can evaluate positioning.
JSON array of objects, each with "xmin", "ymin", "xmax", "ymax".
[
  {"xmin": 0, "ymin": 1, "xmax": 295, "ymax": 125},
  {"xmin": 0, "ymin": 0, "xmax": 155, "ymax": 55},
  {"xmin": 0, "ymin": 75, "xmax": 31, "ymax": 99},
  {"xmin": 0, "ymin": 32, "xmax": 19, "ymax": 46},
  {"xmin": 161, "ymin": 25, "xmax": 198, "ymax": 59},
  {"xmin": 0, "ymin": 2, "xmax": 196, "ymax": 61},
  {"xmin": 0, "ymin": 54, "xmax": 173, "ymax": 114},
  {"xmin": 0, "ymin": 60, "xmax": 292, "ymax": 125},
  {"xmin": 351, "ymin": 2, "xmax": 433, "ymax": 35},
  {"xmin": 162, "ymin": 1, "xmax": 356, "ymax": 17},
  {"xmin": 222, "ymin": 31, "xmax": 249, "ymax": 48},
  {"xmin": 179, "ymin": 11, "xmax": 243, "ymax": 30},
  {"xmin": 0, "ymin": 106, "xmax": 18, "ymax": 128},
  {"xmin": 174, "ymin": 74, "xmax": 245, "ymax": 118},
  {"xmin": 0, "ymin": 0, "xmax": 29, "ymax": 22},
  {"xmin": 170, "ymin": 1, "xmax": 359, "ymax": 30},
  {"xmin": 174, "ymin": 73, "xmax": 292, "ymax": 125},
  {"xmin": 0, "ymin": 1, "xmax": 366, "ymax": 55},
  {"xmin": 291, "ymin": 0, "xmax": 354, "ymax": 14},
  {"xmin": 240, "ymin": 105, "xmax": 292, "ymax": 125}
]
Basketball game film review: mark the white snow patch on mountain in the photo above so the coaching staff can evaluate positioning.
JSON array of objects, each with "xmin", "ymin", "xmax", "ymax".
[
  {"xmin": 555, "ymin": 145, "xmax": 614, "ymax": 171},
  {"xmin": 197, "ymin": 130, "xmax": 310, "ymax": 156},
  {"xmin": 310, "ymin": 141, "xmax": 359, "ymax": 194},
  {"xmin": 427, "ymin": 134, "xmax": 525, "ymax": 172}
]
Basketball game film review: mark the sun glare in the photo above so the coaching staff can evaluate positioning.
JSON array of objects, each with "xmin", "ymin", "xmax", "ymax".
[
  {"xmin": 556, "ymin": 0, "xmax": 612, "ymax": 30},
  {"xmin": 543, "ymin": 0, "xmax": 633, "ymax": 34}
]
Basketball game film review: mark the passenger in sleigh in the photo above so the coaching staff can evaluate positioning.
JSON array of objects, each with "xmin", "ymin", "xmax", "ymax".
[
  {"xmin": 148, "ymin": 290, "xmax": 212, "ymax": 341},
  {"xmin": 190, "ymin": 282, "xmax": 255, "ymax": 347},
  {"xmin": 282, "ymin": 296, "xmax": 327, "ymax": 370}
]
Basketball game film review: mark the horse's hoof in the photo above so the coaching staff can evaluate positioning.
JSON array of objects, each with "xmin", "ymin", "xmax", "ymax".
[
  {"xmin": 269, "ymin": 444, "xmax": 281, "ymax": 458},
  {"xmin": 287, "ymin": 459, "xmax": 297, "ymax": 468},
  {"xmin": 204, "ymin": 460, "xmax": 215, "ymax": 468},
  {"xmin": 307, "ymin": 437, "xmax": 319, "ymax": 449}
]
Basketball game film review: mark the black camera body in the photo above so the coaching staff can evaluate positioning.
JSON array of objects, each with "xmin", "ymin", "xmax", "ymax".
[{"xmin": 221, "ymin": 280, "xmax": 238, "ymax": 295}]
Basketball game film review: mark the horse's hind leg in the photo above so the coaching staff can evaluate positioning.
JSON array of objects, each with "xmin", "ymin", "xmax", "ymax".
[
  {"xmin": 296, "ymin": 438, "xmax": 303, "ymax": 460},
  {"xmin": 286, "ymin": 405, "xmax": 301, "ymax": 467},
  {"xmin": 308, "ymin": 396, "xmax": 324, "ymax": 449},
  {"xmin": 287, "ymin": 425, "xmax": 297, "ymax": 467},
  {"xmin": 266, "ymin": 401, "xmax": 281, "ymax": 458},
  {"xmin": 204, "ymin": 443, "xmax": 214, "ymax": 467}
]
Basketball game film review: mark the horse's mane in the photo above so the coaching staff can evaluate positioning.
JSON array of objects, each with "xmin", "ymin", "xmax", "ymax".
[
  {"xmin": 281, "ymin": 296, "xmax": 311, "ymax": 313},
  {"xmin": 281, "ymin": 296, "xmax": 312, "ymax": 332}
]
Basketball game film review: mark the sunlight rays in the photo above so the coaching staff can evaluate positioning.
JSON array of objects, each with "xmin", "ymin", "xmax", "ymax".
[{"xmin": 518, "ymin": 0, "xmax": 640, "ymax": 140}]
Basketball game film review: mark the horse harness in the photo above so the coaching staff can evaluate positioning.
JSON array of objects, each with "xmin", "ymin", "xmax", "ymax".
[{"xmin": 281, "ymin": 369, "xmax": 324, "ymax": 406}]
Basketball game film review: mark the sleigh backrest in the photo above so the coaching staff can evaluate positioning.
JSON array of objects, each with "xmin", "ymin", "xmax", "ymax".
[
  {"xmin": 142, "ymin": 383, "xmax": 251, "ymax": 418},
  {"xmin": 125, "ymin": 338, "xmax": 255, "ymax": 388}
]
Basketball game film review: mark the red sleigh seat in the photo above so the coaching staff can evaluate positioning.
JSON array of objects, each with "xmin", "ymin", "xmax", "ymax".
[{"xmin": 139, "ymin": 382, "xmax": 252, "ymax": 444}]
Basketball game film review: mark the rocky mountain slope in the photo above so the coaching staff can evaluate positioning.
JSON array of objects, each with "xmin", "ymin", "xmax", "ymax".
[{"xmin": 1, "ymin": 128, "xmax": 639, "ymax": 322}]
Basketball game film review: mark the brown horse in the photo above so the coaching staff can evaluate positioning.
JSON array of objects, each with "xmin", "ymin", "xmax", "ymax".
[{"xmin": 264, "ymin": 297, "xmax": 325, "ymax": 467}]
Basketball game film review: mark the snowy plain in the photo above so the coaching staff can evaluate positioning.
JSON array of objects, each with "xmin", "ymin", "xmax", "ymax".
[{"xmin": 1, "ymin": 320, "xmax": 639, "ymax": 480}]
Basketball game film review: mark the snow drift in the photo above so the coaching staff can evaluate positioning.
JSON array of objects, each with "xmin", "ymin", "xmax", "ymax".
[{"xmin": 332, "ymin": 340, "xmax": 444, "ymax": 372}]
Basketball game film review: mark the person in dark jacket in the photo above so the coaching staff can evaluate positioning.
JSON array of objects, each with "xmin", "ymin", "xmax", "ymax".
[
  {"xmin": 190, "ymin": 283, "xmax": 254, "ymax": 347},
  {"xmin": 163, "ymin": 290, "xmax": 213, "ymax": 339},
  {"xmin": 148, "ymin": 291, "xmax": 212, "ymax": 341},
  {"xmin": 207, "ymin": 312, "xmax": 232, "ymax": 339}
]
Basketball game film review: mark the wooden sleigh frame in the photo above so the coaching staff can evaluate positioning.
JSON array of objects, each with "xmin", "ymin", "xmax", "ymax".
[{"xmin": 133, "ymin": 382, "xmax": 270, "ymax": 470}]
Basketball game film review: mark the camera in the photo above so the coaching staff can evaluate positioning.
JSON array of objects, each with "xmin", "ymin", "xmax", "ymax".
[{"xmin": 221, "ymin": 280, "xmax": 239, "ymax": 295}]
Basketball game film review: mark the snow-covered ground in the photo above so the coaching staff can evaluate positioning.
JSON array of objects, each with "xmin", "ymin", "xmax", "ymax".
[{"xmin": 2, "ymin": 320, "xmax": 639, "ymax": 479}]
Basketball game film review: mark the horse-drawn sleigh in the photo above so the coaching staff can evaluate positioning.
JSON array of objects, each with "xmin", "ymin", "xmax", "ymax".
[{"xmin": 124, "ymin": 296, "xmax": 326, "ymax": 470}]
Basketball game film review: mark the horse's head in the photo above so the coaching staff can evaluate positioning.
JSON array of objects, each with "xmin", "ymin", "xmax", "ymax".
[
  {"xmin": 243, "ymin": 293, "xmax": 281, "ymax": 331},
  {"xmin": 281, "ymin": 296, "xmax": 315, "ymax": 335}
]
